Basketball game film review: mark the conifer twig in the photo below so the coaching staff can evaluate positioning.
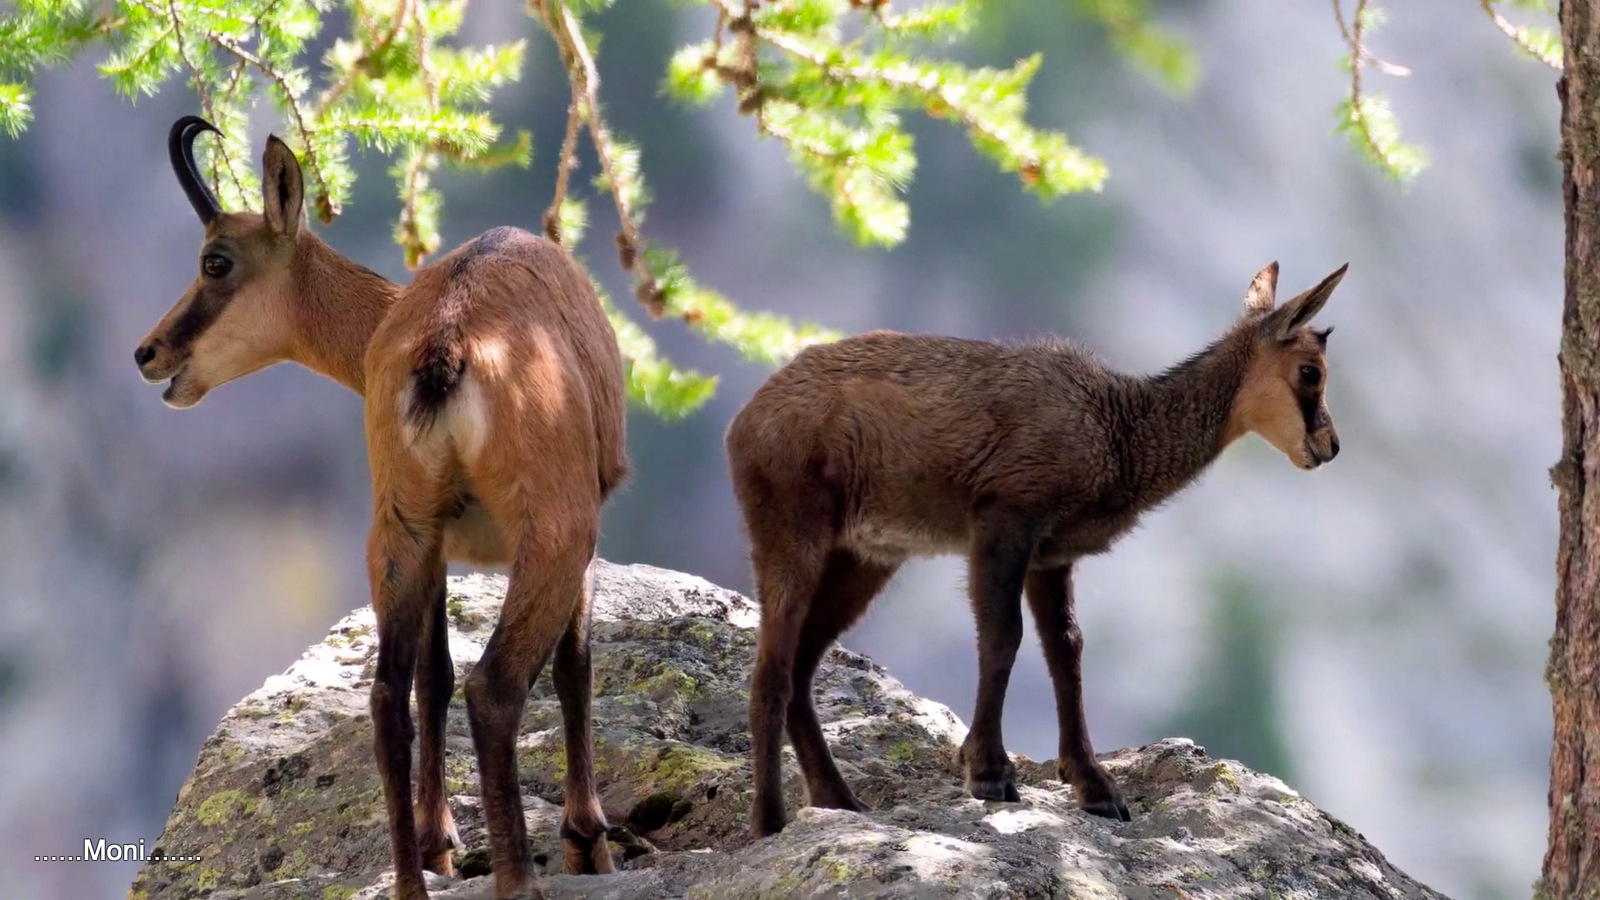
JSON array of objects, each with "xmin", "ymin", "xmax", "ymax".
[
  {"xmin": 1334, "ymin": 0, "xmax": 1401, "ymax": 173},
  {"xmin": 1330, "ymin": 0, "xmax": 1410, "ymax": 76},
  {"xmin": 204, "ymin": 30, "xmax": 335, "ymax": 214},
  {"xmin": 396, "ymin": 0, "xmax": 439, "ymax": 265},
  {"xmin": 539, "ymin": 0, "xmax": 662, "ymax": 313},
  {"xmin": 1480, "ymin": 0, "xmax": 1562, "ymax": 70},
  {"xmin": 410, "ymin": 0, "xmax": 438, "ymax": 109},
  {"xmin": 709, "ymin": 0, "xmax": 1040, "ymax": 179},
  {"xmin": 163, "ymin": 0, "xmax": 247, "ymax": 199},
  {"xmin": 544, "ymin": 88, "xmax": 583, "ymax": 243},
  {"xmin": 316, "ymin": 0, "xmax": 412, "ymax": 114}
]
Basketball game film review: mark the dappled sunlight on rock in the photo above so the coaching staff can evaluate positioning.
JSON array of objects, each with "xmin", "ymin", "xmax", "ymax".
[{"xmin": 134, "ymin": 564, "xmax": 1442, "ymax": 899}]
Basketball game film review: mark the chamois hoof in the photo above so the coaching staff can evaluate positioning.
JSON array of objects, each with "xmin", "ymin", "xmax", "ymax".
[
  {"xmin": 962, "ymin": 744, "xmax": 1020, "ymax": 802},
  {"xmin": 1072, "ymin": 773, "xmax": 1131, "ymax": 822},
  {"xmin": 492, "ymin": 884, "xmax": 546, "ymax": 900},
  {"xmin": 559, "ymin": 819, "xmax": 616, "ymax": 875},
  {"xmin": 967, "ymin": 776, "xmax": 1022, "ymax": 803},
  {"xmin": 391, "ymin": 874, "xmax": 432, "ymax": 900},
  {"xmin": 1080, "ymin": 795, "xmax": 1132, "ymax": 822},
  {"xmin": 421, "ymin": 848, "xmax": 454, "ymax": 878},
  {"xmin": 750, "ymin": 806, "xmax": 788, "ymax": 840},
  {"xmin": 809, "ymin": 785, "xmax": 871, "ymax": 813},
  {"xmin": 418, "ymin": 817, "xmax": 463, "ymax": 876},
  {"xmin": 562, "ymin": 835, "xmax": 615, "ymax": 875}
]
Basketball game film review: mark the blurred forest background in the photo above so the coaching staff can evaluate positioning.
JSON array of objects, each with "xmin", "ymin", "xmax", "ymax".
[{"xmin": 0, "ymin": 1, "xmax": 1560, "ymax": 898}]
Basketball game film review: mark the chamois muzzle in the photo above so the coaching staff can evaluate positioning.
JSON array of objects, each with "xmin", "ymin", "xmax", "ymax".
[
  {"xmin": 1305, "ymin": 431, "xmax": 1340, "ymax": 467},
  {"xmin": 169, "ymin": 115, "xmax": 223, "ymax": 224}
]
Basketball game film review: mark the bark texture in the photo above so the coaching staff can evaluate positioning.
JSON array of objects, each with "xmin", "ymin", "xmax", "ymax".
[{"xmin": 1546, "ymin": 1, "xmax": 1600, "ymax": 894}]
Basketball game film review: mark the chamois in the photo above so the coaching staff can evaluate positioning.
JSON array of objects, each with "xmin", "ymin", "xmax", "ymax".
[
  {"xmin": 725, "ymin": 261, "xmax": 1346, "ymax": 838},
  {"xmin": 136, "ymin": 117, "xmax": 629, "ymax": 900}
]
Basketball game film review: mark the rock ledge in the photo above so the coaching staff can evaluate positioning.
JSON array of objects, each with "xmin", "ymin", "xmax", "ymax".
[{"xmin": 132, "ymin": 562, "xmax": 1445, "ymax": 899}]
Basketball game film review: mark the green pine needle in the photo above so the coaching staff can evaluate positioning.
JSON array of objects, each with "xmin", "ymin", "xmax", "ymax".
[
  {"xmin": 0, "ymin": 84, "xmax": 33, "ymax": 137},
  {"xmin": 1072, "ymin": 0, "xmax": 1199, "ymax": 94},
  {"xmin": 1336, "ymin": 95, "xmax": 1428, "ymax": 183}
]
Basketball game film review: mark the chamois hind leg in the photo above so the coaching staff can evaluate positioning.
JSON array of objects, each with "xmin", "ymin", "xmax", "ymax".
[
  {"xmin": 745, "ymin": 492, "xmax": 835, "ymax": 839},
  {"xmin": 788, "ymin": 550, "xmax": 898, "ymax": 812},
  {"xmin": 416, "ymin": 582, "xmax": 463, "ymax": 875},
  {"xmin": 463, "ymin": 518, "xmax": 594, "ymax": 900},
  {"xmin": 1024, "ymin": 565, "xmax": 1130, "ymax": 822},
  {"xmin": 961, "ymin": 509, "xmax": 1034, "ymax": 803},
  {"xmin": 366, "ymin": 498, "xmax": 447, "ymax": 900},
  {"xmin": 550, "ymin": 562, "xmax": 614, "ymax": 875}
]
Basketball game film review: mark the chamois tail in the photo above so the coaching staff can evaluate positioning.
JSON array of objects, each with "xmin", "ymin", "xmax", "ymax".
[{"xmin": 405, "ymin": 328, "xmax": 466, "ymax": 432}]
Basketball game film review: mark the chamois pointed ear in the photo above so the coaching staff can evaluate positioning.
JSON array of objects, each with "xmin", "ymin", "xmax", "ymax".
[
  {"xmin": 1242, "ymin": 261, "xmax": 1279, "ymax": 316},
  {"xmin": 261, "ymin": 135, "xmax": 305, "ymax": 238},
  {"xmin": 1265, "ymin": 262, "xmax": 1347, "ymax": 340}
]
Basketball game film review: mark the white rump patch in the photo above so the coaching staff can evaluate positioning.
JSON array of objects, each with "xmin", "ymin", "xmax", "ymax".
[
  {"xmin": 397, "ymin": 372, "xmax": 491, "ymax": 464},
  {"xmin": 445, "ymin": 375, "xmax": 490, "ymax": 462}
]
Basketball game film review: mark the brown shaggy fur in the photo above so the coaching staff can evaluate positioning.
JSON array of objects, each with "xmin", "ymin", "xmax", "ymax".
[
  {"xmin": 137, "ymin": 125, "xmax": 627, "ymax": 900},
  {"xmin": 725, "ymin": 261, "xmax": 1345, "ymax": 838}
]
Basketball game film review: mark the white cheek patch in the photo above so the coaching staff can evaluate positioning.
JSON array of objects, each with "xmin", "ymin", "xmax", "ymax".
[{"xmin": 183, "ymin": 287, "xmax": 287, "ymax": 392}]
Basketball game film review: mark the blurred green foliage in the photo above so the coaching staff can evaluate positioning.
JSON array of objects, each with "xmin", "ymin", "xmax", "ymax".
[
  {"xmin": 1070, "ymin": 0, "xmax": 1196, "ymax": 95},
  {"xmin": 1332, "ymin": 2, "xmax": 1427, "ymax": 184},
  {"xmin": 1334, "ymin": 0, "xmax": 1558, "ymax": 184},
  {"xmin": 1492, "ymin": 0, "xmax": 1561, "ymax": 69},
  {"xmin": 0, "ymin": 0, "xmax": 1183, "ymax": 416},
  {"xmin": 2, "ymin": 1, "xmax": 1549, "ymax": 408}
]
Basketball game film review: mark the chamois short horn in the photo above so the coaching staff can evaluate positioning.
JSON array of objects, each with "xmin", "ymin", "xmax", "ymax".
[{"xmin": 168, "ymin": 115, "xmax": 223, "ymax": 224}]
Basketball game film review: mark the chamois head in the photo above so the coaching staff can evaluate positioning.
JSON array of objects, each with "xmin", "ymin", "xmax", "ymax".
[
  {"xmin": 1228, "ymin": 261, "xmax": 1346, "ymax": 470},
  {"xmin": 135, "ymin": 116, "xmax": 309, "ymax": 408}
]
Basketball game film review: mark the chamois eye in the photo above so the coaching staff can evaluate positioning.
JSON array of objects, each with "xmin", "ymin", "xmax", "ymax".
[
  {"xmin": 1299, "ymin": 365, "xmax": 1322, "ymax": 386},
  {"xmin": 202, "ymin": 254, "xmax": 232, "ymax": 279}
]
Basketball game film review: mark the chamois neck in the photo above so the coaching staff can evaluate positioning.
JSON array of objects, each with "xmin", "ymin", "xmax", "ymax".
[
  {"xmin": 1110, "ymin": 326, "xmax": 1254, "ymax": 505},
  {"xmin": 289, "ymin": 237, "xmax": 402, "ymax": 395}
]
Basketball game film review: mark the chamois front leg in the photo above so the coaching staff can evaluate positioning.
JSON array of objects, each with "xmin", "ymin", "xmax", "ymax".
[
  {"xmin": 367, "ymin": 511, "xmax": 445, "ymax": 900},
  {"xmin": 416, "ymin": 583, "xmax": 463, "ymax": 875},
  {"xmin": 550, "ymin": 562, "xmax": 615, "ymax": 876},
  {"xmin": 1024, "ymin": 565, "xmax": 1130, "ymax": 822},
  {"xmin": 960, "ymin": 509, "xmax": 1034, "ymax": 803}
]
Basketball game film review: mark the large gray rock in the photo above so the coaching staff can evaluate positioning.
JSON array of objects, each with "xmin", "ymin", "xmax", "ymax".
[{"xmin": 131, "ymin": 563, "xmax": 1444, "ymax": 900}]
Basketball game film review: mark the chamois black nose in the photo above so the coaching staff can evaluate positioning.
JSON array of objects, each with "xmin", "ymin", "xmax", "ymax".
[
  {"xmin": 135, "ymin": 343, "xmax": 158, "ymax": 367},
  {"xmin": 1329, "ymin": 437, "xmax": 1340, "ymax": 459}
]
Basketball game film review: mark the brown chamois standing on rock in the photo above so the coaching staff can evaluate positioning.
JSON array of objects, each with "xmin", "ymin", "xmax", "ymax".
[
  {"xmin": 725, "ymin": 260, "xmax": 1346, "ymax": 838},
  {"xmin": 135, "ymin": 117, "xmax": 629, "ymax": 900}
]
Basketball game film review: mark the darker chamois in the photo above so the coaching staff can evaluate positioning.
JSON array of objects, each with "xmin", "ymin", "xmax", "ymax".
[
  {"xmin": 136, "ymin": 117, "xmax": 629, "ymax": 900},
  {"xmin": 726, "ymin": 261, "xmax": 1346, "ymax": 838}
]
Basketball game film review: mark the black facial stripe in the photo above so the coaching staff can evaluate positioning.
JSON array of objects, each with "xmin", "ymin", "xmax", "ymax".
[
  {"xmin": 1297, "ymin": 389, "xmax": 1321, "ymax": 433},
  {"xmin": 166, "ymin": 280, "xmax": 239, "ymax": 350}
]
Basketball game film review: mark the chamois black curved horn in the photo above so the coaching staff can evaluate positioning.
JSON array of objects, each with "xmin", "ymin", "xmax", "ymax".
[{"xmin": 168, "ymin": 115, "xmax": 223, "ymax": 224}]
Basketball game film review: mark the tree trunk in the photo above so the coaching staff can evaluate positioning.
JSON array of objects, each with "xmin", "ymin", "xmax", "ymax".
[{"xmin": 1545, "ymin": 2, "xmax": 1600, "ymax": 895}]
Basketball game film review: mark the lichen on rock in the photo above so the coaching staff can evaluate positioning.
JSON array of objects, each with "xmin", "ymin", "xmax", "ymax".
[{"xmin": 132, "ymin": 562, "xmax": 1445, "ymax": 899}]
